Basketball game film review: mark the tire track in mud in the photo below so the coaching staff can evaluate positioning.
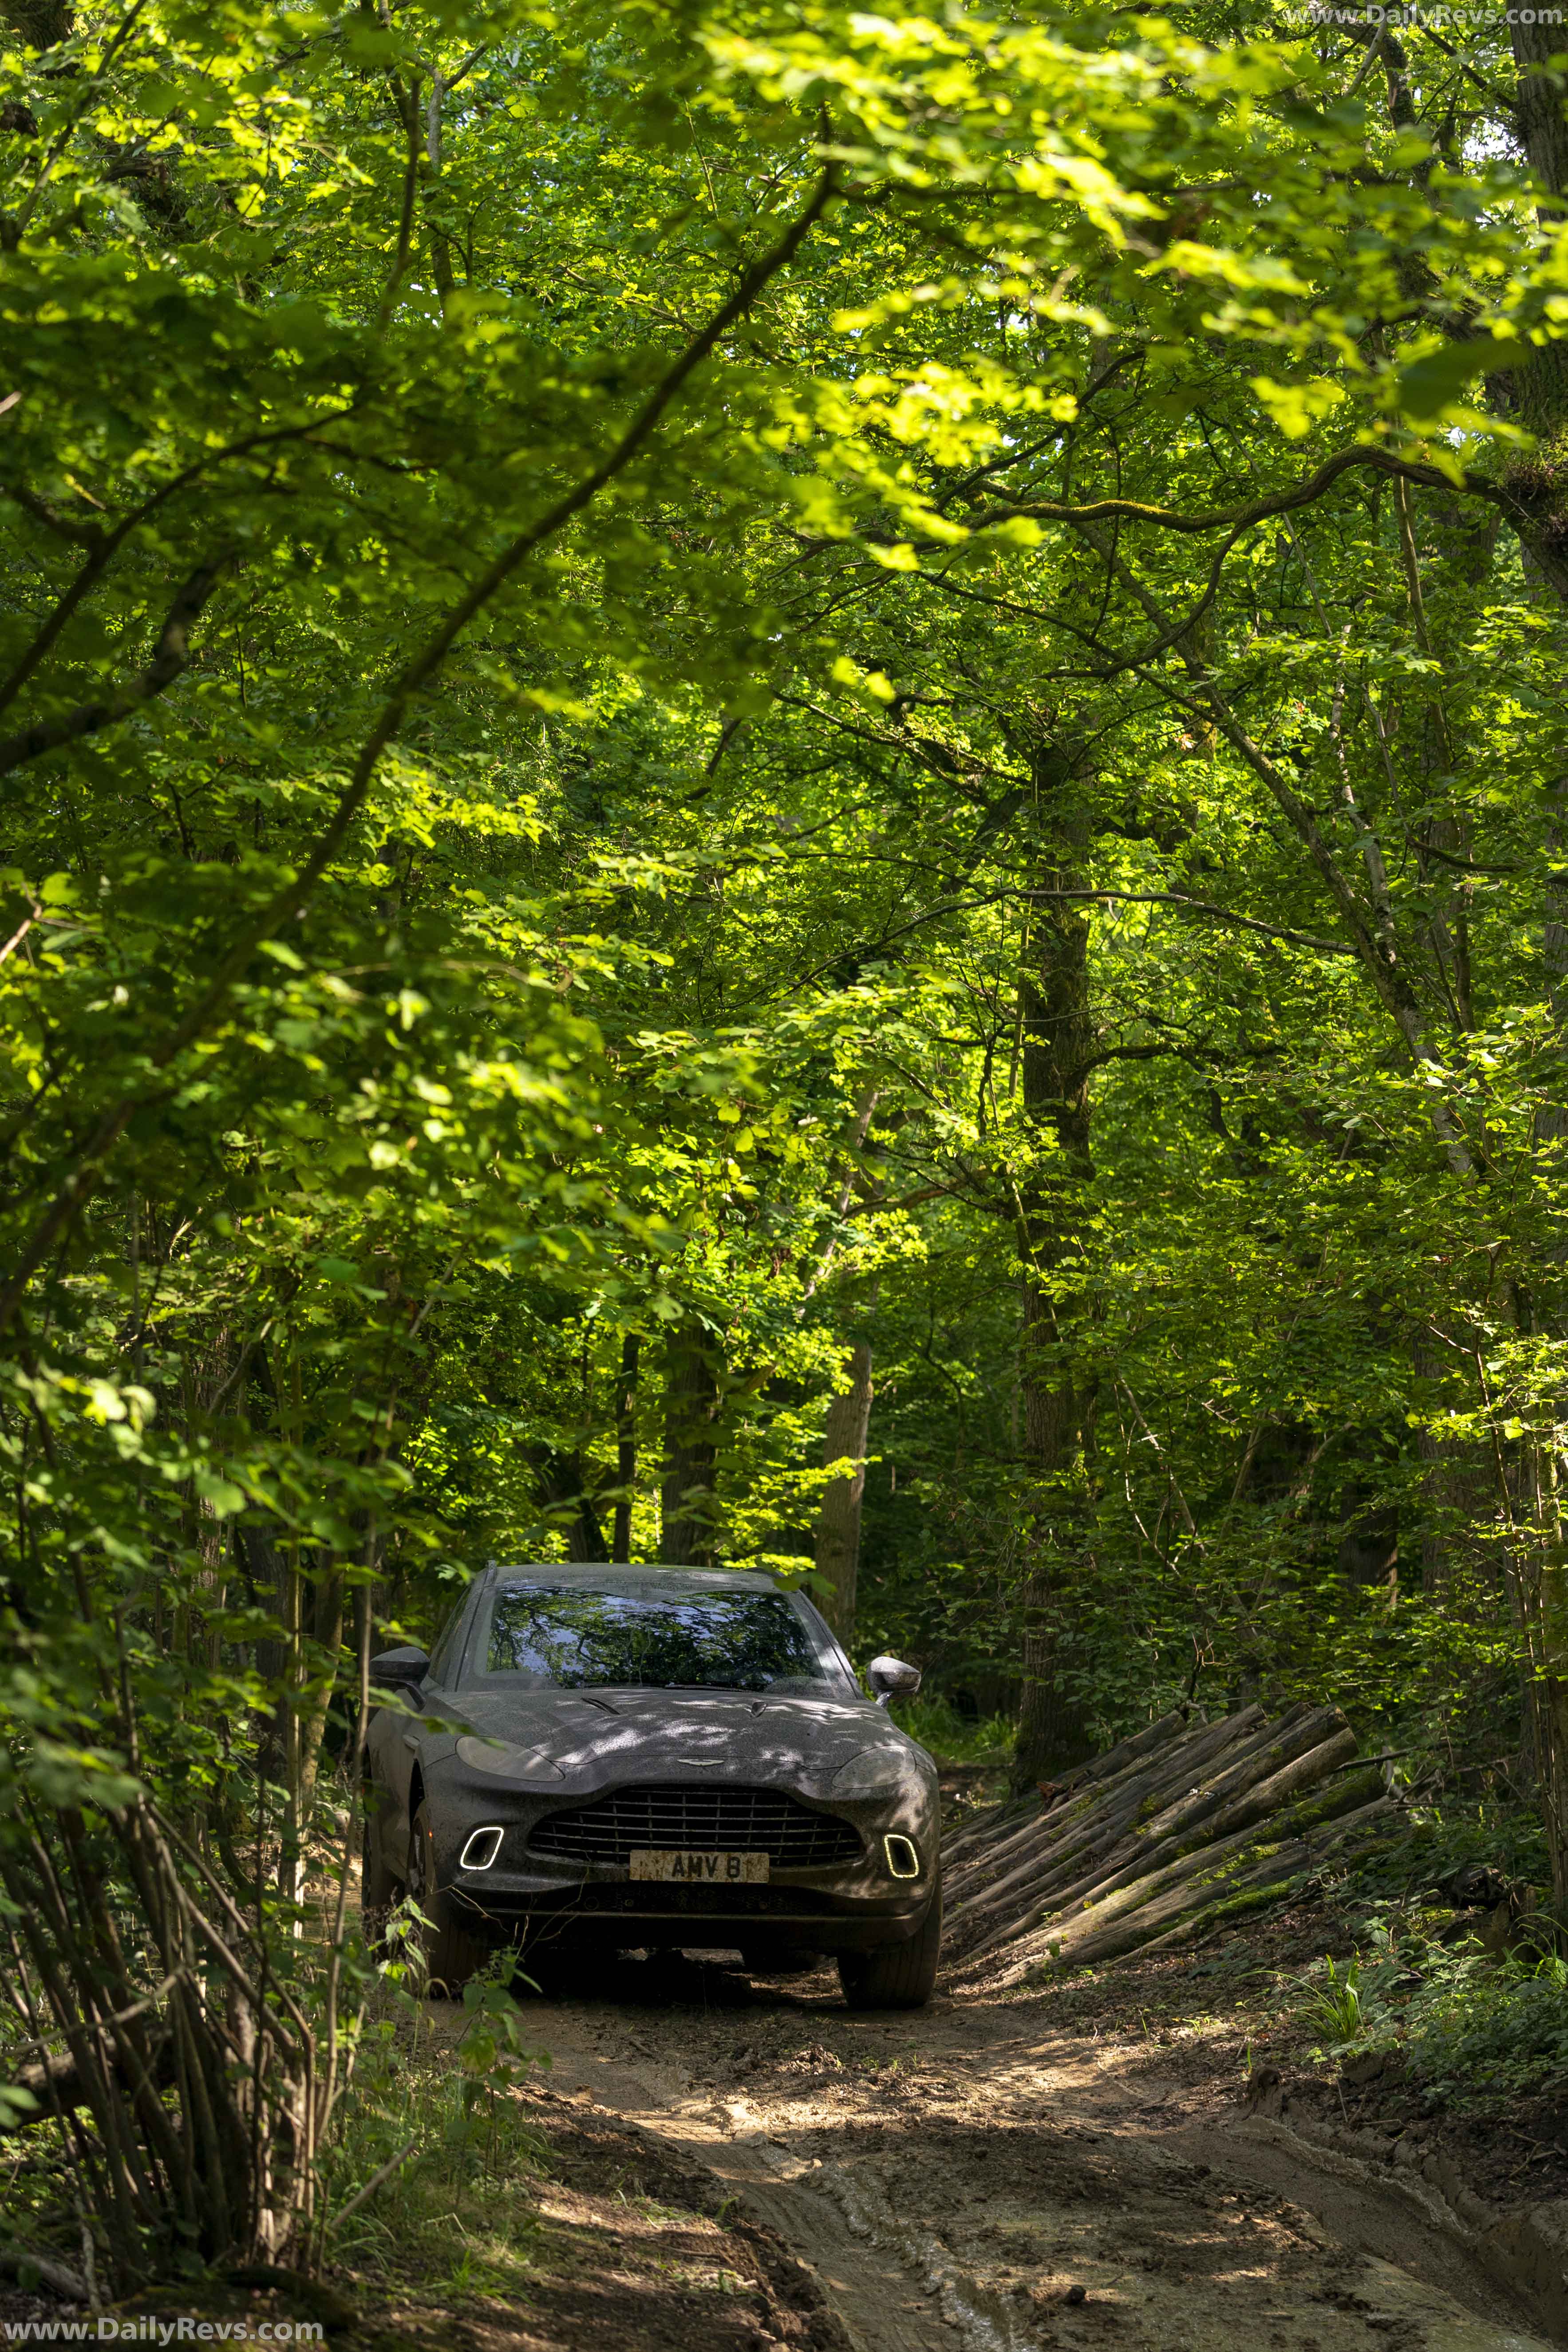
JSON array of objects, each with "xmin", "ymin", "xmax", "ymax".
[
  {"xmin": 538, "ymin": 2042, "xmax": 949, "ymax": 2352},
  {"xmin": 500, "ymin": 1953, "xmax": 1555, "ymax": 2352}
]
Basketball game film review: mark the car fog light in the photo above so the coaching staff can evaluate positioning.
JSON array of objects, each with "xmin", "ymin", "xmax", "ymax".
[
  {"xmin": 460, "ymin": 1824, "xmax": 505, "ymax": 1871},
  {"xmin": 884, "ymin": 1834, "xmax": 920, "ymax": 1879}
]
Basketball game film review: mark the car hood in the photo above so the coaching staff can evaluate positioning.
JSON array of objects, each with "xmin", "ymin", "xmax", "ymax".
[{"xmin": 442, "ymin": 1686, "xmax": 928, "ymax": 1792}]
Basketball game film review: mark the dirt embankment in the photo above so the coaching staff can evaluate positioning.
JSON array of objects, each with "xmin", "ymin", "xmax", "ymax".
[{"xmin": 487, "ymin": 1946, "xmax": 1561, "ymax": 2352}]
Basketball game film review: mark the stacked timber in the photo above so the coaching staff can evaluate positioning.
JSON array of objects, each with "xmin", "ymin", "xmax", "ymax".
[{"xmin": 942, "ymin": 1702, "xmax": 1402, "ymax": 1983}]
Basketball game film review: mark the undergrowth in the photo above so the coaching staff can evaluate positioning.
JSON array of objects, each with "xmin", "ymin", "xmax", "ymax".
[
  {"xmin": 1346, "ymin": 1800, "xmax": 1551, "ymax": 1907},
  {"xmin": 891, "ymin": 1693, "xmax": 1015, "ymax": 1763},
  {"xmin": 319, "ymin": 1942, "xmax": 553, "ymax": 2294},
  {"xmin": 1288, "ymin": 1900, "xmax": 1568, "ymax": 2108},
  {"xmin": 1406, "ymin": 1945, "xmax": 1568, "ymax": 2105}
]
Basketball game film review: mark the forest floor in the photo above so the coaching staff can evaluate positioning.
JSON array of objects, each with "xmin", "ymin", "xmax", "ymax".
[
  {"xmin": 442, "ymin": 1931, "xmax": 1552, "ymax": 2352},
  {"xmin": 12, "ymin": 1786, "xmax": 1558, "ymax": 2352},
  {"xmin": 351, "ymin": 1758, "xmax": 1568, "ymax": 2352},
  {"xmin": 11, "ymin": 1922, "xmax": 1554, "ymax": 2352}
]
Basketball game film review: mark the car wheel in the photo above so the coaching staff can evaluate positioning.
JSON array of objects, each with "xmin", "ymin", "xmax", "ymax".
[
  {"xmin": 361, "ymin": 1805, "xmax": 403, "ymax": 1958},
  {"xmin": 406, "ymin": 1800, "xmax": 490, "ymax": 1997},
  {"xmin": 837, "ymin": 1878, "xmax": 942, "ymax": 2011}
]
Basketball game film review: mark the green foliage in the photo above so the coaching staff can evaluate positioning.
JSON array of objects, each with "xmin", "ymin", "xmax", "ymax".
[
  {"xmin": 1350, "ymin": 1805, "xmax": 1555, "ymax": 1909},
  {"xmin": 889, "ymin": 1692, "xmax": 1015, "ymax": 1765},
  {"xmin": 323, "ymin": 2000, "xmax": 549, "ymax": 2288},
  {"xmin": 5, "ymin": 0, "xmax": 1568, "ymax": 2274},
  {"xmin": 1406, "ymin": 1946, "xmax": 1568, "ymax": 2108},
  {"xmin": 1289, "ymin": 1899, "xmax": 1568, "ymax": 2106},
  {"xmin": 1293, "ymin": 1951, "xmax": 1402, "ymax": 2055}
]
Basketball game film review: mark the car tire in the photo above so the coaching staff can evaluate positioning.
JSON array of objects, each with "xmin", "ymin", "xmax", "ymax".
[
  {"xmin": 361, "ymin": 1805, "xmax": 403, "ymax": 1958},
  {"xmin": 837, "ymin": 1878, "xmax": 942, "ymax": 2011},
  {"xmin": 407, "ymin": 1800, "xmax": 490, "ymax": 1997}
]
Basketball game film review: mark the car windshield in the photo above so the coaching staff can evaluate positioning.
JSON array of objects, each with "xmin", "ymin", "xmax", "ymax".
[{"xmin": 481, "ymin": 1585, "xmax": 831, "ymax": 1691}]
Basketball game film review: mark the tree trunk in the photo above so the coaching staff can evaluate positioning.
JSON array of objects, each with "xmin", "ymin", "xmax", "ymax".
[
  {"xmin": 1011, "ymin": 746, "xmax": 1097, "ymax": 1789},
  {"xmin": 1499, "ymin": 18, "xmax": 1568, "ymax": 597},
  {"xmin": 1414, "ymin": 1339, "xmax": 1457, "ymax": 1601},
  {"xmin": 1511, "ymin": 1496, "xmax": 1568, "ymax": 1913},
  {"xmin": 814, "ymin": 1340, "xmax": 873, "ymax": 1640},
  {"xmin": 295, "ymin": 1565, "xmax": 344, "ymax": 1843},
  {"xmin": 612, "ymin": 1332, "xmax": 640, "ymax": 1563},
  {"xmin": 660, "ymin": 1320, "xmax": 720, "ymax": 1564},
  {"xmin": 529, "ymin": 1447, "xmax": 610, "ymax": 1561},
  {"xmin": 1509, "ymin": 634, "xmax": 1568, "ymax": 1901}
]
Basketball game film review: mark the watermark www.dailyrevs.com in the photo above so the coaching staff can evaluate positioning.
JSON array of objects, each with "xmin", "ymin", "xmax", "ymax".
[
  {"xmin": 1307, "ymin": 3, "xmax": 1563, "ymax": 18},
  {"xmin": 1, "ymin": 2324, "xmax": 322, "ymax": 2344}
]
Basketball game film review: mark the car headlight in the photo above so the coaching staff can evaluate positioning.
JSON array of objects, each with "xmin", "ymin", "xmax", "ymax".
[
  {"xmin": 831, "ymin": 1745, "xmax": 921, "ymax": 1799},
  {"xmin": 456, "ymin": 1734, "xmax": 565, "ymax": 1782}
]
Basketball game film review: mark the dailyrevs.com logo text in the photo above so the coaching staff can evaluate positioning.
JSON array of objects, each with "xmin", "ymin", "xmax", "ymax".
[
  {"xmin": 1, "ymin": 2323, "xmax": 322, "ymax": 2344},
  {"xmin": 1307, "ymin": 3, "xmax": 1562, "ymax": 17}
]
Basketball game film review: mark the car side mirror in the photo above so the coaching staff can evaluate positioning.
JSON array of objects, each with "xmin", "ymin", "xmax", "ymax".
[
  {"xmin": 369, "ymin": 1646, "xmax": 430, "ymax": 1696},
  {"xmin": 867, "ymin": 1655, "xmax": 921, "ymax": 1709}
]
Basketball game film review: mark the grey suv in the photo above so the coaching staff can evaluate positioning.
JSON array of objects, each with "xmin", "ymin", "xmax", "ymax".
[{"xmin": 363, "ymin": 1564, "xmax": 942, "ymax": 2009}]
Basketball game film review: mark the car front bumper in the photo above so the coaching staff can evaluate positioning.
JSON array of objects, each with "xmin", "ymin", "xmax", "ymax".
[
  {"xmin": 425, "ymin": 1766, "xmax": 940, "ymax": 1954},
  {"xmin": 448, "ymin": 1874, "xmax": 932, "ymax": 1951}
]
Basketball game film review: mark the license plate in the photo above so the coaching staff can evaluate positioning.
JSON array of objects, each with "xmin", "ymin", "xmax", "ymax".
[{"xmin": 629, "ymin": 1849, "xmax": 769, "ymax": 1884}]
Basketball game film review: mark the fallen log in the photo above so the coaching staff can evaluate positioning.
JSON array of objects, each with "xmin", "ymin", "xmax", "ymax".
[
  {"xmin": 1134, "ymin": 1797, "xmax": 1399, "ymax": 1958},
  {"xmin": 947, "ymin": 1707, "xmax": 1265, "ymax": 1926},
  {"xmin": 1020, "ymin": 1712, "xmax": 1363, "ymax": 1929},
  {"xmin": 1031, "ymin": 1709, "xmax": 1192, "ymax": 1809},
  {"xmin": 942, "ymin": 1791, "xmax": 1039, "ymax": 1868},
  {"xmin": 0, "ymin": 2241, "xmax": 90, "ymax": 2301},
  {"xmin": 1, "ymin": 2031, "xmax": 175, "ymax": 2135},
  {"xmin": 994, "ymin": 1709, "xmax": 1348, "ymax": 1926},
  {"xmin": 946, "ymin": 1709, "xmax": 1272, "ymax": 1946},
  {"xmin": 1010, "ymin": 1766, "xmax": 1389, "ymax": 1969},
  {"xmin": 941, "ymin": 1700, "xmax": 1402, "ymax": 1976},
  {"xmin": 1134, "ymin": 1705, "xmax": 1343, "ymax": 1848},
  {"xmin": 1193, "ymin": 1727, "xmax": 1361, "ymax": 1844},
  {"xmin": 986, "ymin": 1792, "xmax": 1399, "ymax": 1984},
  {"xmin": 944, "ymin": 1709, "xmax": 1191, "ymax": 1876},
  {"xmin": 958, "ymin": 1754, "xmax": 1383, "ymax": 1969}
]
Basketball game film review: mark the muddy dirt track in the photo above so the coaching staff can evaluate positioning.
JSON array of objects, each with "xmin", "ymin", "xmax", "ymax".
[{"xmin": 482, "ymin": 1949, "xmax": 1556, "ymax": 2352}]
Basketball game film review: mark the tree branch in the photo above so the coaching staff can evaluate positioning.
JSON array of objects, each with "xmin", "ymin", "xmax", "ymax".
[
  {"xmin": 0, "ymin": 165, "xmax": 838, "ymax": 1345},
  {"xmin": 1027, "ymin": 888, "xmax": 1358, "ymax": 957},
  {"xmin": 1069, "ymin": 520, "xmax": 1479, "ymax": 1178},
  {"xmin": 377, "ymin": 70, "xmax": 423, "ymax": 331},
  {"xmin": 0, "ymin": 405, "xmax": 361, "ymax": 718},
  {"xmin": 0, "ymin": 550, "xmax": 231, "ymax": 776},
  {"xmin": 963, "ymin": 444, "xmax": 1509, "ymax": 539}
]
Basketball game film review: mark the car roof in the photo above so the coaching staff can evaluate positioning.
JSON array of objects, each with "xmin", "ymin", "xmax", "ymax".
[{"xmin": 483, "ymin": 1562, "xmax": 794, "ymax": 1599}]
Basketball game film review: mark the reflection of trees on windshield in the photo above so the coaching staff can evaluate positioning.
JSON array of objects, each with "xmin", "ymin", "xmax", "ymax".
[{"xmin": 484, "ymin": 1588, "xmax": 827, "ymax": 1690}]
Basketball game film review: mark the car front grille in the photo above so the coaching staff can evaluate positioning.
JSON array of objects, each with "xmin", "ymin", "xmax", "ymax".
[{"xmin": 528, "ymin": 1784, "xmax": 863, "ymax": 1870}]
